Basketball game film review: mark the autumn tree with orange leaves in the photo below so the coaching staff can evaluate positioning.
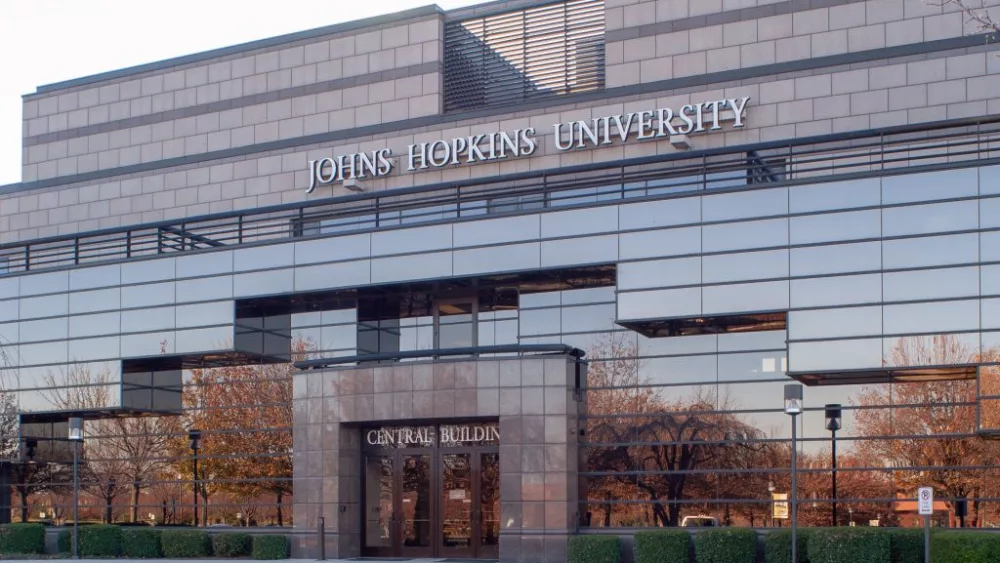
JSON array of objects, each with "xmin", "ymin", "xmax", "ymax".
[
  {"xmin": 173, "ymin": 339, "xmax": 309, "ymax": 525},
  {"xmin": 853, "ymin": 335, "xmax": 1000, "ymax": 527}
]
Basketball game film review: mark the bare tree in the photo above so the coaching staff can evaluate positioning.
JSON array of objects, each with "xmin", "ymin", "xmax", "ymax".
[
  {"xmin": 41, "ymin": 365, "xmax": 177, "ymax": 523},
  {"xmin": 930, "ymin": 0, "xmax": 1000, "ymax": 41}
]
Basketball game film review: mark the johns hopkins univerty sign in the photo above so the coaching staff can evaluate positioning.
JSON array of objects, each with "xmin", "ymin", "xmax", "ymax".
[{"xmin": 306, "ymin": 96, "xmax": 751, "ymax": 192}]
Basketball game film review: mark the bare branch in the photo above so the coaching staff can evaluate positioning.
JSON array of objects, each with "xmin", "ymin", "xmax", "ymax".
[{"xmin": 928, "ymin": 0, "xmax": 1000, "ymax": 41}]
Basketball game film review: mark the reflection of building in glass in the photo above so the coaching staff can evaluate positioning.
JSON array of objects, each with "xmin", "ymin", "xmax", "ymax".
[{"xmin": 3, "ymin": 0, "xmax": 1000, "ymax": 559}]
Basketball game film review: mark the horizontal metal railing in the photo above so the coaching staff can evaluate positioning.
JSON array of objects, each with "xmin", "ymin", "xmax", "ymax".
[{"xmin": 2, "ymin": 117, "xmax": 1000, "ymax": 276}]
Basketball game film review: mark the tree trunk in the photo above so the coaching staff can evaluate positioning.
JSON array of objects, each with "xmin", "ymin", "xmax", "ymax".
[
  {"xmin": 276, "ymin": 491, "xmax": 284, "ymax": 527},
  {"xmin": 201, "ymin": 488, "xmax": 209, "ymax": 525},
  {"xmin": 17, "ymin": 487, "xmax": 28, "ymax": 523},
  {"xmin": 131, "ymin": 483, "xmax": 140, "ymax": 523},
  {"xmin": 105, "ymin": 497, "xmax": 113, "ymax": 524}
]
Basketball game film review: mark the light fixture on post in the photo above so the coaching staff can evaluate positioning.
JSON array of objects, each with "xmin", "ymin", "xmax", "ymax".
[
  {"xmin": 784, "ymin": 384, "xmax": 803, "ymax": 563},
  {"xmin": 825, "ymin": 403, "xmax": 842, "ymax": 527},
  {"xmin": 68, "ymin": 417, "xmax": 84, "ymax": 560},
  {"xmin": 188, "ymin": 429, "xmax": 201, "ymax": 527},
  {"xmin": 767, "ymin": 480, "xmax": 776, "ymax": 528}
]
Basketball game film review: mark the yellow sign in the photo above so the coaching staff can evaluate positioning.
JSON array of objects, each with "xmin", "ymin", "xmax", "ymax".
[{"xmin": 772, "ymin": 493, "xmax": 789, "ymax": 519}]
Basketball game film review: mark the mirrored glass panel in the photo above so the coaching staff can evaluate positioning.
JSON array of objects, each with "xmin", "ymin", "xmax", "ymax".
[
  {"xmin": 702, "ymin": 250, "xmax": 788, "ymax": 284},
  {"xmin": 703, "ymin": 218, "xmax": 788, "ymax": 252},
  {"xmin": 882, "ymin": 233, "xmax": 977, "ymax": 270},
  {"xmin": 882, "ymin": 200, "xmax": 977, "ymax": 237},
  {"xmin": 790, "ymin": 241, "xmax": 880, "ymax": 276},
  {"xmin": 883, "ymin": 266, "xmax": 979, "ymax": 302},
  {"xmin": 789, "ymin": 306, "xmax": 882, "ymax": 340},
  {"xmin": 617, "ymin": 288, "xmax": 701, "ymax": 321},
  {"xmin": 790, "ymin": 274, "xmax": 881, "ymax": 308},
  {"xmin": 618, "ymin": 258, "xmax": 701, "ymax": 290},
  {"xmin": 619, "ymin": 226, "xmax": 700, "ymax": 260},
  {"xmin": 790, "ymin": 209, "xmax": 880, "ymax": 245},
  {"xmin": 702, "ymin": 187, "xmax": 788, "ymax": 222},
  {"xmin": 702, "ymin": 281, "xmax": 788, "ymax": 315},
  {"xmin": 882, "ymin": 168, "xmax": 977, "ymax": 204},
  {"xmin": 788, "ymin": 337, "xmax": 883, "ymax": 372},
  {"xmin": 883, "ymin": 300, "xmax": 979, "ymax": 335},
  {"xmin": 788, "ymin": 177, "xmax": 880, "ymax": 212}
]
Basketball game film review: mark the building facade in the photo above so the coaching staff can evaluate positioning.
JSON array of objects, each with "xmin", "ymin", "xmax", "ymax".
[{"xmin": 3, "ymin": 0, "xmax": 1000, "ymax": 560}]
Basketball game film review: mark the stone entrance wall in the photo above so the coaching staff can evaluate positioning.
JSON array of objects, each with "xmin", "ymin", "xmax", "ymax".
[{"xmin": 291, "ymin": 353, "xmax": 585, "ymax": 563}]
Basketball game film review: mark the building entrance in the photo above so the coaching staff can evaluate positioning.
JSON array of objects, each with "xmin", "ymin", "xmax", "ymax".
[{"xmin": 362, "ymin": 422, "xmax": 500, "ymax": 560}]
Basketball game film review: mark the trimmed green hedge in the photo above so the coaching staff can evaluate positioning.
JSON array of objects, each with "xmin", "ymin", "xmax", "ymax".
[
  {"xmin": 122, "ymin": 528, "xmax": 163, "ymax": 558},
  {"xmin": 78, "ymin": 525, "xmax": 122, "ymax": 557},
  {"xmin": 695, "ymin": 528, "xmax": 757, "ymax": 563},
  {"xmin": 765, "ymin": 528, "xmax": 811, "ymax": 563},
  {"xmin": 568, "ymin": 535, "xmax": 621, "ymax": 563},
  {"xmin": 213, "ymin": 532, "xmax": 252, "ymax": 557},
  {"xmin": 161, "ymin": 529, "xmax": 211, "ymax": 558},
  {"xmin": 0, "ymin": 523, "xmax": 45, "ymax": 555},
  {"xmin": 888, "ymin": 528, "xmax": 924, "ymax": 563},
  {"xmin": 252, "ymin": 535, "xmax": 290, "ymax": 560},
  {"xmin": 807, "ymin": 527, "xmax": 890, "ymax": 563},
  {"xmin": 931, "ymin": 531, "xmax": 1000, "ymax": 563},
  {"xmin": 634, "ymin": 529, "xmax": 690, "ymax": 563}
]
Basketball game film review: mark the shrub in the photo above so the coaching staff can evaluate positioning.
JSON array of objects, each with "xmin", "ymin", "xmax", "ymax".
[
  {"xmin": 0, "ymin": 523, "xmax": 46, "ymax": 554},
  {"xmin": 78, "ymin": 525, "xmax": 122, "ymax": 557},
  {"xmin": 634, "ymin": 530, "xmax": 690, "ymax": 563},
  {"xmin": 213, "ymin": 532, "xmax": 252, "ymax": 557},
  {"xmin": 694, "ymin": 528, "xmax": 757, "ymax": 563},
  {"xmin": 161, "ymin": 529, "xmax": 211, "ymax": 558},
  {"xmin": 567, "ymin": 535, "xmax": 621, "ymax": 563},
  {"xmin": 252, "ymin": 535, "xmax": 290, "ymax": 560},
  {"xmin": 765, "ymin": 529, "xmax": 811, "ymax": 563},
  {"xmin": 807, "ymin": 527, "xmax": 890, "ymax": 563},
  {"xmin": 888, "ymin": 528, "xmax": 923, "ymax": 563},
  {"xmin": 931, "ymin": 531, "xmax": 1000, "ymax": 563},
  {"xmin": 122, "ymin": 528, "xmax": 162, "ymax": 558},
  {"xmin": 56, "ymin": 530, "xmax": 70, "ymax": 553}
]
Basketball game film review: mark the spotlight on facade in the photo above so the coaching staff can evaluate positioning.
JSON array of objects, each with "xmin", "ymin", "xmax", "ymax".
[
  {"xmin": 669, "ymin": 134, "xmax": 691, "ymax": 149},
  {"xmin": 343, "ymin": 178, "xmax": 366, "ymax": 192}
]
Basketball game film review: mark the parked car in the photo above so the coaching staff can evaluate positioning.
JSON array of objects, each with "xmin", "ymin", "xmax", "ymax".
[{"xmin": 680, "ymin": 515, "xmax": 720, "ymax": 527}]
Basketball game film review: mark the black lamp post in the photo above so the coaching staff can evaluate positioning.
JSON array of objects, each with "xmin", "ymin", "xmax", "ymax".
[
  {"xmin": 825, "ymin": 404, "xmax": 842, "ymax": 527},
  {"xmin": 784, "ymin": 384, "xmax": 803, "ymax": 563},
  {"xmin": 68, "ymin": 417, "xmax": 84, "ymax": 560},
  {"xmin": 767, "ymin": 480, "xmax": 776, "ymax": 528},
  {"xmin": 188, "ymin": 429, "xmax": 201, "ymax": 527}
]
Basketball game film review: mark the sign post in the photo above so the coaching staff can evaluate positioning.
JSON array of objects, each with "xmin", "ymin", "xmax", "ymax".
[{"xmin": 918, "ymin": 487, "xmax": 934, "ymax": 563}]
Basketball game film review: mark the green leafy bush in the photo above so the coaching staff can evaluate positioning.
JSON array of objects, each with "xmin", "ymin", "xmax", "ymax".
[
  {"xmin": 252, "ymin": 535, "xmax": 290, "ymax": 560},
  {"xmin": 694, "ymin": 528, "xmax": 757, "ymax": 563},
  {"xmin": 56, "ymin": 530, "xmax": 70, "ymax": 553},
  {"xmin": 0, "ymin": 523, "xmax": 46, "ymax": 554},
  {"xmin": 634, "ymin": 530, "xmax": 690, "ymax": 563},
  {"xmin": 931, "ymin": 531, "xmax": 1000, "ymax": 563},
  {"xmin": 122, "ymin": 528, "xmax": 162, "ymax": 558},
  {"xmin": 213, "ymin": 532, "xmax": 252, "ymax": 557},
  {"xmin": 888, "ymin": 528, "xmax": 924, "ymax": 563},
  {"xmin": 765, "ymin": 529, "xmax": 811, "ymax": 563},
  {"xmin": 567, "ymin": 535, "xmax": 621, "ymax": 563},
  {"xmin": 161, "ymin": 529, "xmax": 211, "ymax": 558},
  {"xmin": 78, "ymin": 525, "xmax": 122, "ymax": 557},
  {"xmin": 807, "ymin": 527, "xmax": 890, "ymax": 563}
]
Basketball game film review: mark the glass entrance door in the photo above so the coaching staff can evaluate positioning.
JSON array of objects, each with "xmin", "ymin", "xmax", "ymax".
[
  {"xmin": 363, "ymin": 455, "xmax": 395, "ymax": 557},
  {"xmin": 478, "ymin": 452, "xmax": 500, "ymax": 559},
  {"xmin": 363, "ymin": 451, "xmax": 433, "ymax": 558},
  {"xmin": 440, "ymin": 449, "xmax": 500, "ymax": 559}
]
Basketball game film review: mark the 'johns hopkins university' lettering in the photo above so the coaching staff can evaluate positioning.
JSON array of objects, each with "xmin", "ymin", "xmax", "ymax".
[{"xmin": 307, "ymin": 97, "xmax": 750, "ymax": 192}]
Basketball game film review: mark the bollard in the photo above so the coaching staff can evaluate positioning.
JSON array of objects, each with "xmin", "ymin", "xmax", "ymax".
[{"xmin": 317, "ymin": 516, "xmax": 326, "ymax": 561}]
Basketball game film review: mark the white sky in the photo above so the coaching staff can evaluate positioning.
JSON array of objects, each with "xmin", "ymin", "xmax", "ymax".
[{"xmin": 0, "ymin": 0, "xmax": 491, "ymax": 186}]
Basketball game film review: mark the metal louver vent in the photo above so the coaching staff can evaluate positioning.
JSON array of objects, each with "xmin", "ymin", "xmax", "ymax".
[{"xmin": 444, "ymin": 0, "xmax": 605, "ymax": 112}]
